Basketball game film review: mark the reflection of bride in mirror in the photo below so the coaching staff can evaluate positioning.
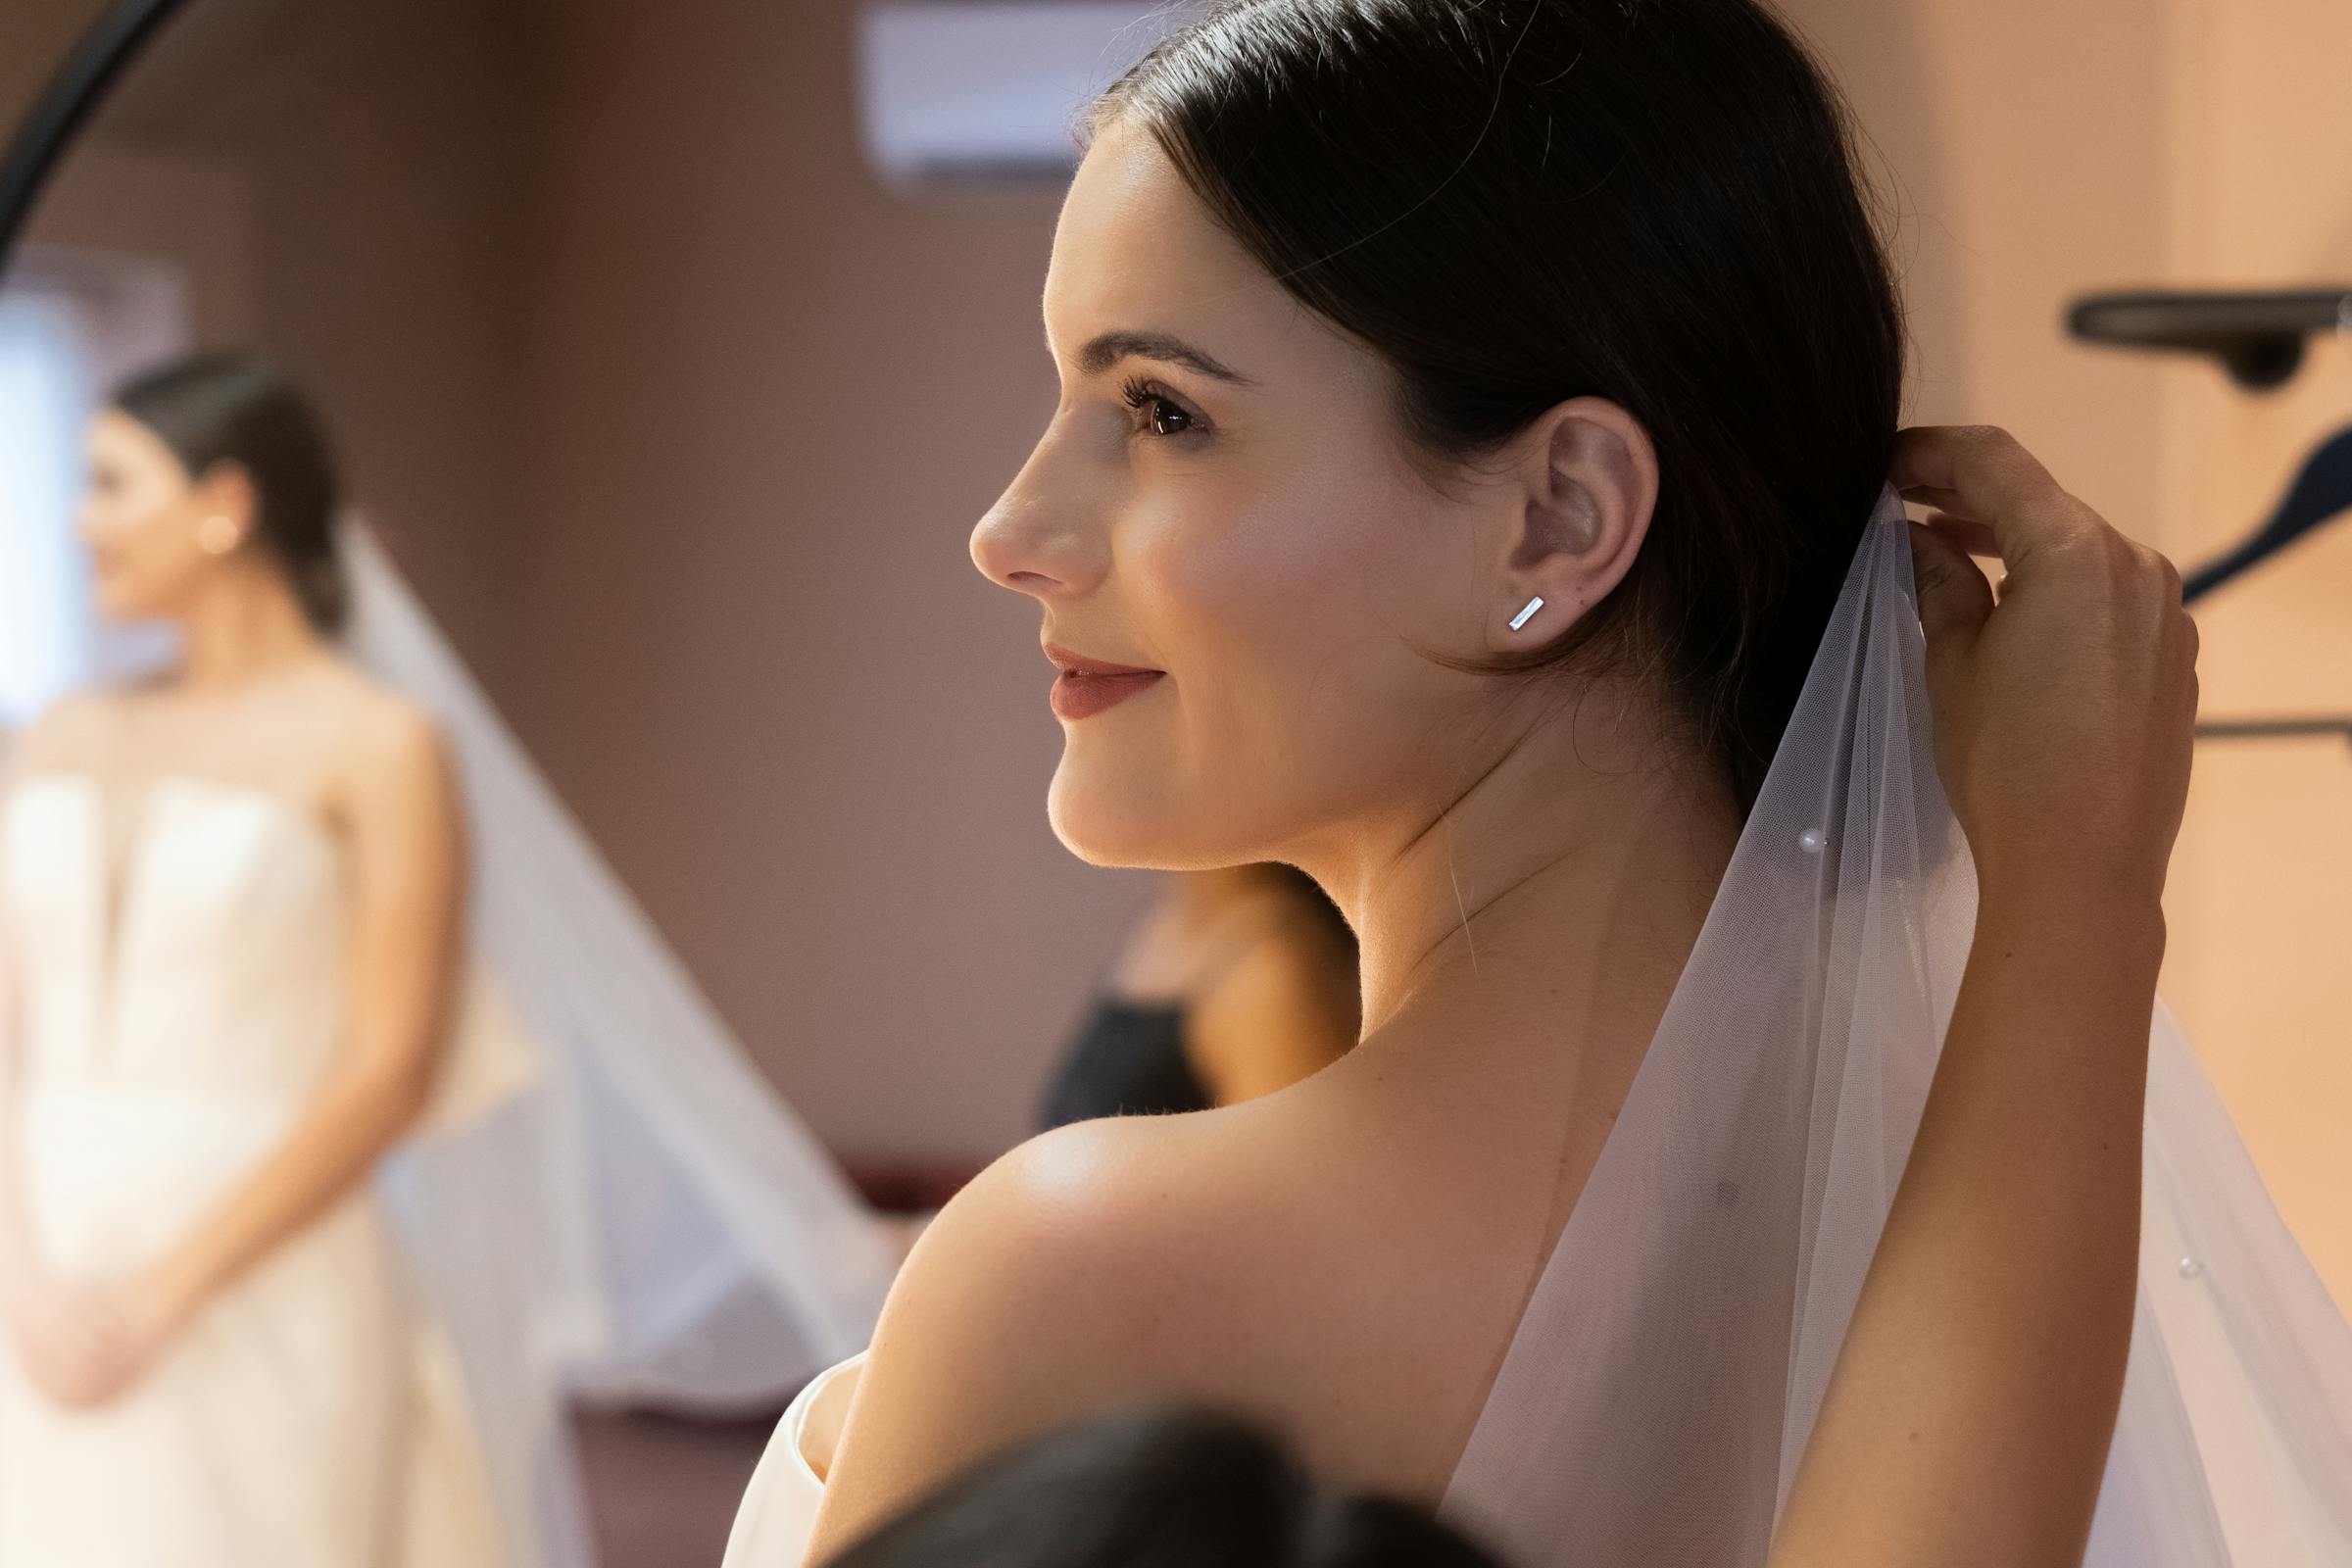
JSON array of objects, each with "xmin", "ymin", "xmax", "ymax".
[{"xmin": 0, "ymin": 353, "xmax": 504, "ymax": 1565}]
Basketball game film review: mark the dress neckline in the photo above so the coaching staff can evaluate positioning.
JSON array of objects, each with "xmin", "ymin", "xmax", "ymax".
[
  {"xmin": 7, "ymin": 772, "xmax": 342, "ymax": 1055},
  {"xmin": 10, "ymin": 770, "xmax": 339, "ymax": 859}
]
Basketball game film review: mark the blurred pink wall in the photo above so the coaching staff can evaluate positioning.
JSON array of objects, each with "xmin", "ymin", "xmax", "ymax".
[
  {"xmin": 503, "ymin": 0, "xmax": 1153, "ymax": 1164},
  {"xmin": 1801, "ymin": 0, "xmax": 2352, "ymax": 1307}
]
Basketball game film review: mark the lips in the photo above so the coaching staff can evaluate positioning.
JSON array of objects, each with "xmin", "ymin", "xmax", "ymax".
[
  {"xmin": 1042, "ymin": 642, "xmax": 1159, "ymax": 678},
  {"xmin": 1043, "ymin": 641, "xmax": 1165, "ymax": 720}
]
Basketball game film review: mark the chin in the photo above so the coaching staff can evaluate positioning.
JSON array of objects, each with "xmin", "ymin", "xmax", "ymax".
[
  {"xmin": 1047, "ymin": 760, "xmax": 1285, "ymax": 873},
  {"xmin": 103, "ymin": 591, "xmax": 177, "ymax": 625},
  {"xmin": 1045, "ymin": 760, "xmax": 1185, "ymax": 870}
]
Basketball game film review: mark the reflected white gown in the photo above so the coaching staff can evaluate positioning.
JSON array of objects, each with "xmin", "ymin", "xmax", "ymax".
[{"xmin": 0, "ymin": 773, "xmax": 505, "ymax": 1566}]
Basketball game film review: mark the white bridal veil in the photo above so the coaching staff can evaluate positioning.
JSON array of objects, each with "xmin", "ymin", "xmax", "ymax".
[
  {"xmin": 1442, "ymin": 488, "xmax": 2352, "ymax": 1567},
  {"xmin": 339, "ymin": 519, "xmax": 900, "ymax": 1568}
]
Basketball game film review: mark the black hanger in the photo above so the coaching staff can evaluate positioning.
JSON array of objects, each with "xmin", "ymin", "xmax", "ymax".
[
  {"xmin": 2194, "ymin": 715, "xmax": 2352, "ymax": 755},
  {"xmin": 2068, "ymin": 288, "xmax": 2350, "ymax": 391},
  {"xmin": 2183, "ymin": 423, "xmax": 2352, "ymax": 603}
]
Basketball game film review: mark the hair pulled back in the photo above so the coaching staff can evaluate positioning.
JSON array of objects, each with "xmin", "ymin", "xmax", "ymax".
[
  {"xmin": 114, "ymin": 351, "xmax": 348, "ymax": 635},
  {"xmin": 1094, "ymin": 0, "xmax": 1905, "ymax": 815}
]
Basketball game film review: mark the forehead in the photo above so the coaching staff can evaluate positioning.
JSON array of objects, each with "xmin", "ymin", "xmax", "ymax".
[
  {"xmin": 91, "ymin": 407, "xmax": 157, "ymax": 455},
  {"xmin": 1043, "ymin": 118, "xmax": 1319, "ymax": 361},
  {"xmin": 89, "ymin": 408, "xmax": 179, "ymax": 474}
]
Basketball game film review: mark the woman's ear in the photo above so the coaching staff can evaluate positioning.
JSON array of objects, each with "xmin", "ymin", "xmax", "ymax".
[
  {"xmin": 1488, "ymin": 397, "xmax": 1657, "ymax": 652},
  {"xmin": 194, "ymin": 461, "xmax": 262, "ymax": 535}
]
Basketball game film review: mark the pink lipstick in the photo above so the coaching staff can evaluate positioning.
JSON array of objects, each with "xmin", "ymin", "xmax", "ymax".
[{"xmin": 1044, "ymin": 643, "xmax": 1165, "ymax": 720}]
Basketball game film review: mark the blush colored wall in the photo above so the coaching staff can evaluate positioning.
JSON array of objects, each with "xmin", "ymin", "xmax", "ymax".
[
  {"xmin": 504, "ymin": 0, "xmax": 1153, "ymax": 1164},
  {"xmin": 2139, "ymin": 0, "xmax": 2352, "ymax": 1307}
]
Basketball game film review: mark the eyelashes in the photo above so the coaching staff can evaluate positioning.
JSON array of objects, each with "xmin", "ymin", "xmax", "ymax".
[{"xmin": 1119, "ymin": 375, "xmax": 1202, "ymax": 439}]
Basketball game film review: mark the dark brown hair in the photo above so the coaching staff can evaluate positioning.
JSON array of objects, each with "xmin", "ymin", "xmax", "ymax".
[
  {"xmin": 1092, "ymin": 0, "xmax": 1905, "ymax": 816},
  {"xmin": 114, "ymin": 351, "xmax": 348, "ymax": 634},
  {"xmin": 828, "ymin": 1404, "xmax": 1503, "ymax": 1568}
]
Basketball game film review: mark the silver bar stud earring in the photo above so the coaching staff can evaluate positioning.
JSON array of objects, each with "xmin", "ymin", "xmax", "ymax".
[{"xmin": 1508, "ymin": 595, "xmax": 1544, "ymax": 632}]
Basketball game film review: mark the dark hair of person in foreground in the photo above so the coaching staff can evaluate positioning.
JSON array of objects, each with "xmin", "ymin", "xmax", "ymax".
[{"xmin": 824, "ymin": 1404, "xmax": 1506, "ymax": 1568}]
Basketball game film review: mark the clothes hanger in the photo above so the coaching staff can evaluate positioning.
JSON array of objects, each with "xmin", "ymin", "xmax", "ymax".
[
  {"xmin": 2066, "ymin": 290, "xmax": 2352, "ymax": 754},
  {"xmin": 2068, "ymin": 287, "xmax": 2351, "ymax": 391},
  {"xmin": 2181, "ymin": 426, "xmax": 2352, "ymax": 755},
  {"xmin": 2193, "ymin": 714, "xmax": 2352, "ymax": 755},
  {"xmin": 2182, "ymin": 422, "xmax": 2352, "ymax": 604}
]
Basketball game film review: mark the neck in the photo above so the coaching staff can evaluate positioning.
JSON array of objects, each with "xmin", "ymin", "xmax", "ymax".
[
  {"xmin": 1169, "ymin": 861, "xmax": 1288, "ymax": 915},
  {"xmin": 1298, "ymin": 676, "xmax": 1740, "ymax": 1079},
  {"xmin": 173, "ymin": 564, "xmax": 325, "ymax": 691}
]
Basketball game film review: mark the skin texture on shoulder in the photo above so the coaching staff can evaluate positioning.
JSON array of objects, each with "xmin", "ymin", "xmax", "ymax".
[
  {"xmin": 810, "ymin": 1115, "xmax": 1217, "ymax": 1549},
  {"xmin": 809, "ymin": 993, "xmax": 1626, "ymax": 1557},
  {"xmin": 808, "ymin": 1100, "xmax": 1496, "ymax": 1549},
  {"xmin": 6, "ymin": 686, "xmax": 128, "ymax": 777}
]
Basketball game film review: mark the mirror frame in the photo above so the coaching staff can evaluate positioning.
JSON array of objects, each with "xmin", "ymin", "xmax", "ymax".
[{"xmin": 0, "ymin": 0, "xmax": 190, "ymax": 261}]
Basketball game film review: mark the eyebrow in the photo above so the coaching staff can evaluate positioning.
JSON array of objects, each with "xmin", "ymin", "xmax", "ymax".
[{"xmin": 1070, "ymin": 328, "xmax": 1257, "ymax": 387}]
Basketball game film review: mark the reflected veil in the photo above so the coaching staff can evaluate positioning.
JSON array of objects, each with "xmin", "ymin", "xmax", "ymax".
[{"xmin": 342, "ymin": 517, "xmax": 900, "ymax": 1568}]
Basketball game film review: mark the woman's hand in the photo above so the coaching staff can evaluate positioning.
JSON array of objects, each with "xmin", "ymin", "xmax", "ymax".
[
  {"xmin": 2, "ymin": 1267, "xmax": 192, "ymax": 1408},
  {"xmin": 1772, "ymin": 426, "xmax": 2193, "ymax": 1568},
  {"xmin": 1893, "ymin": 424, "xmax": 2199, "ymax": 908},
  {"xmin": 3, "ymin": 1268, "xmax": 101, "ymax": 1404}
]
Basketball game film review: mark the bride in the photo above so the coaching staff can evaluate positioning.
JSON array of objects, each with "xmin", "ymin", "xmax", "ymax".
[
  {"xmin": 728, "ymin": 1, "xmax": 2352, "ymax": 1564},
  {"xmin": 0, "ymin": 350, "xmax": 902, "ymax": 1566},
  {"xmin": 0, "ymin": 353, "xmax": 507, "ymax": 1563}
]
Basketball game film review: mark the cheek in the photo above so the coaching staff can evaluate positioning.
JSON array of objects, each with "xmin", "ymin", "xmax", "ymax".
[
  {"xmin": 1134, "ymin": 456, "xmax": 1440, "ymax": 757},
  {"xmin": 103, "ymin": 505, "xmax": 202, "ymax": 600},
  {"xmin": 1139, "ymin": 489, "xmax": 1336, "ymax": 659}
]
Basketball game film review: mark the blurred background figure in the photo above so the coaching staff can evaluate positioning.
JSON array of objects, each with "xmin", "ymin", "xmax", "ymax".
[
  {"xmin": 1041, "ymin": 863, "xmax": 1357, "ymax": 1128},
  {"xmin": 0, "ymin": 351, "xmax": 903, "ymax": 1568},
  {"xmin": 0, "ymin": 353, "xmax": 508, "ymax": 1564}
]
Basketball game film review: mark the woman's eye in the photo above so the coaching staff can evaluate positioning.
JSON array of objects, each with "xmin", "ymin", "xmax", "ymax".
[{"xmin": 1119, "ymin": 376, "xmax": 1197, "ymax": 438}]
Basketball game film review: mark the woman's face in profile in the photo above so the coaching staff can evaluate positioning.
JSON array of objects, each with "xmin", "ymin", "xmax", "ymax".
[
  {"xmin": 79, "ymin": 409, "xmax": 226, "ymax": 624},
  {"xmin": 972, "ymin": 117, "xmax": 1513, "ymax": 873}
]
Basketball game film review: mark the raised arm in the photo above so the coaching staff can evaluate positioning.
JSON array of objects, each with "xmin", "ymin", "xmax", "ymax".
[
  {"xmin": 1769, "ymin": 427, "xmax": 2199, "ymax": 1568},
  {"xmin": 64, "ymin": 695, "xmax": 468, "ymax": 1406}
]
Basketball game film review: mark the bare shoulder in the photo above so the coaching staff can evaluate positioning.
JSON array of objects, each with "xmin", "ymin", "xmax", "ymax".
[
  {"xmin": 289, "ymin": 667, "xmax": 458, "ymax": 871},
  {"xmin": 881, "ymin": 1108, "xmax": 1261, "ymax": 1387},
  {"xmin": 314, "ymin": 663, "xmax": 452, "ymax": 797},
  {"xmin": 811, "ymin": 1107, "xmax": 1279, "ymax": 1548},
  {"xmin": 8, "ymin": 686, "xmax": 136, "ymax": 776}
]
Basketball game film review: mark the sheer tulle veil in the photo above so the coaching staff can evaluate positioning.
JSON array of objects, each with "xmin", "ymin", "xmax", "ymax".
[
  {"xmin": 1440, "ymin": 486, "xmax": 2352, "ymax": 1566},
  {"xmin": 337, "ymin": 517, "xmax": 899, "ymax": 1568}
]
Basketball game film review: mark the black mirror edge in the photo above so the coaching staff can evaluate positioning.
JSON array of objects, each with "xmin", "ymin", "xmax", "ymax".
[{"xmin": 0, "ymin": 0, "xmax": 193, "ymax": 267}]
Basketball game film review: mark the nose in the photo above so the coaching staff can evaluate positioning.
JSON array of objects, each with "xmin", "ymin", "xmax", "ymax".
[{"xmin": 969, "ymin": 435, "xmax": 1107, "ymax": 601}]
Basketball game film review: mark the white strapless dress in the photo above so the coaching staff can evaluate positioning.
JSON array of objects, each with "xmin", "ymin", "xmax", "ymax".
[
  {"xmin": 0, "ymin": 774, "xmax": 506, "ymax": 1566},
  {"xmin": 723, "ymin": 1352, "xmax": 866, "ymax": 1566}
]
